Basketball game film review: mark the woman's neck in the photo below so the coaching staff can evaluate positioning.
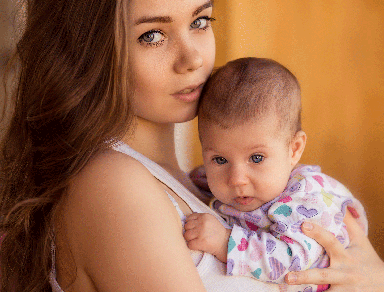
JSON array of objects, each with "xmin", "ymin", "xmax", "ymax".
[
  {"xmin": 122, "ymin": 116, "xmax": 211, "ymax": 205},
  {"xmin": 122, "ymin": 117, "xmax": 180, "ymax": 172}
]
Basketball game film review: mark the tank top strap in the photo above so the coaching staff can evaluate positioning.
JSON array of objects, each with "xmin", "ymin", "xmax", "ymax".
[{"xmin": 111, "ymin": 142, "xmax": 227, "ymax": 222}]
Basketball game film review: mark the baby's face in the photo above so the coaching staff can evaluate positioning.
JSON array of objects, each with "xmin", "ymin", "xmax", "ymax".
[{"xmin": 200, "ymin": 115, "xmax": 295, "ymax": 212}]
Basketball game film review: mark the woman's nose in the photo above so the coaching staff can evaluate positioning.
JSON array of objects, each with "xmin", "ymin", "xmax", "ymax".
[
  {"xmin": 173, "ymin": 41, "xmax": 203, "ymax": 74},
  {"xmin": 228, "ymin": 165, "xmax": 249, "ymax": 187}
]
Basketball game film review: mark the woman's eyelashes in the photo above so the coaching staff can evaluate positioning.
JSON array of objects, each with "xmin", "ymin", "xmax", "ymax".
[
  {"xmin": 137, "ymin": 16, "xmax": 215, "ymax": 47},
  {"xmin": 190, "ymin": 16, "xmax": 215, "ymax": 30}
]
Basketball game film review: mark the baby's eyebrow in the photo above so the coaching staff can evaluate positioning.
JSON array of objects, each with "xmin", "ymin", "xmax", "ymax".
[{"xmin": 135, "ymin": 0, "xmax": 213, "ymax": 25}]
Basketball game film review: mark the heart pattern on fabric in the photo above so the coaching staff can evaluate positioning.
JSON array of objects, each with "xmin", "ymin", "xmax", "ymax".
[
  {"xmin": 305, "ymin": 180, "xmax": 313, "ymax": 192},
  {"xmin": 274, "ymin": 204, "xmax": 292, "ymax": 217},
  {"xmin": 321, "ymin": 189, "xmax": 334, "ymax": 207},
  {"xmin": 297, "ymin": 205, "xmax": 318, "ymax": 218},
  {"xmin": 336, "ymin": 235, "xmax": 345, "ymax": 245},
  {"xmin": 321, "ymin": 211, "xmax": 332, "ymax": 227},
  {"xmin": 251, "ymin": 268, "xmax": 262, "ymax": 279},
  {"xmin": 334, "ymin": 212, "xmax": 344, "ymax": 225},
  {"xmin": 288, "ymin": 255, "xmax": 301, "ymax": 271},
  {"xmin": 250, "ymin": 239, "xmax": 264, "ymax": 262},
  {"xmin": 278, "ymin": 196, "xmax": 293, "ymax": 203},
  {"xmin": 266, "ymin": 238, "xmax": 276, "ymax": 254},
  {"xmin": 228, "ymin": 236, "xmax": 236, "ymax": 253},
  {"xmin": 227, "ymin": 259, "xmax": 234, "ymax": 275},
  {"xmin": 304, "ymin": 240, "xmax": 312, "ymax": 250},
  {"xmin": 287, "ymin": 246, "xmax": 292, "ymax": 256},
  {"xmin": 289, "ymin": 182, "xmax": 301, "ymax": 192},
  {"xmin": 340, "ymin": 199, "xmax": 353, "ymax": 215},
  {"xmin": 268, "ymin": 257, "xmax": 286, "ymax": 280},
  {"xmin": 244, "ymin": 213, "xmax": 262, "ymax": 224},
  {"xmin": 280, "ymin": 235, "xmax": 294, "ymax": 244},
  {"xmin": 290, "ymin": 221, "xmax": 303, "ymax": 233},
  {"xmin": 237, "ymin": 238, "xmax": 249, "ymax": 251},
  {"xmin": 273, "ymin": 221, "xmax": 288, "ymax": 233},
  {"xmin": 245, "ymin": 220, "xmax": 259, "ymax": 232},
  {"xmin": 312, "ymin": 175, "xmax": 324, "ymax": 187}
]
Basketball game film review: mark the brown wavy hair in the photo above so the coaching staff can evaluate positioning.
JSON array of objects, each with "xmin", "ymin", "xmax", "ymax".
[{"xmin": 0, "ymin": 0, "xmax": 133, "ymax": 291}]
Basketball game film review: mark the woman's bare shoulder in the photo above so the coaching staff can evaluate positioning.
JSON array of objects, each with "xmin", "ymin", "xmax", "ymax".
[
  {"xmin": 55, "ymin": 149, "xmax": 201, "ymax": 291},
  {"xmin": 62, "ymin": 148, "xmax": 174, "ymax": 223}
]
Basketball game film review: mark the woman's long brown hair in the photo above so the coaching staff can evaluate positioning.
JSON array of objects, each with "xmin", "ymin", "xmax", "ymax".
[{"xmin": 0, "ymin": 0, "xmax": 133, "ymax": 290}]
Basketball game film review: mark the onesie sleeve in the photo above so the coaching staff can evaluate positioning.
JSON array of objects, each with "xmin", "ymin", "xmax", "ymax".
[{"xmin": 226, "ymin": 169, "xmax": 366, "ymax": 283}]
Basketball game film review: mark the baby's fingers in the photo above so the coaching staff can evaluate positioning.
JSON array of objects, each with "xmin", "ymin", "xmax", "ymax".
[{"xmin": 183, "ymin": 228, "xmax": 198, "ymax": 242}]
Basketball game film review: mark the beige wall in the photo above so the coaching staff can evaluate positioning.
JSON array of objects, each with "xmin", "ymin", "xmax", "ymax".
[{"xmin": 191, "ymin": 0, "xmax": 384, "ymax": 258}]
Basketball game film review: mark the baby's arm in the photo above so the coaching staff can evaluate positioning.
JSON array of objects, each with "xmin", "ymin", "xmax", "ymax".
[{"xmin": 184, "ymin": 213, "xmax": 231, "ymax": 263}]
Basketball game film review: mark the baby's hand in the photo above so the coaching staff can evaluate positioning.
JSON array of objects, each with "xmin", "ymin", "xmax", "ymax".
[{"xmin": 184, "ymin": 213, "xmax": 231, "ymax": 263}]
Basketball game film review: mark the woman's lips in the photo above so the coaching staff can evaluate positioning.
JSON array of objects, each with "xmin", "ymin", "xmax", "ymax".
[
  {"xmin": 172, "ymin": 83, "xmax": 203, "ymax": 103},
  {"xmin": 234, "ymin": 197, "xmax": 255, "ymax": 205}
]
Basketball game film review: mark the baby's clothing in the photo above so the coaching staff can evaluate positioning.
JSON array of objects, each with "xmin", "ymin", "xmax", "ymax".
[
  {"xmin": 50, "ymin": 142, "xmax": 287, "ymax": 292},
  {"xmin": 212, "ymin": 164, "xmax": 367, "ymax": 292}
]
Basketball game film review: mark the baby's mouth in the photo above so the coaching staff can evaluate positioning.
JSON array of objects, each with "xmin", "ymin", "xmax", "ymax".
[{"xmin": 234, "ymin": 196, "xmax": 255, "ymax": 206}]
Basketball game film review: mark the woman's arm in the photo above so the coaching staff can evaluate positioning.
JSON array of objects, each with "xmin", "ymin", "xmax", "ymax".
[
  {"xmin": 285, "ymin": 212, "xmax": 384, "ymax": 291},
  {"xmin": 61, "ymin": 151, "xmax": 207, "ymax": 292}
]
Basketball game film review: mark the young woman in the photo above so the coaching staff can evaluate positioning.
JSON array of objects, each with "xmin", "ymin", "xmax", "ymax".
[{"xmin": 1, "ymin": 0, "xmax": 383, "ymax": 291}]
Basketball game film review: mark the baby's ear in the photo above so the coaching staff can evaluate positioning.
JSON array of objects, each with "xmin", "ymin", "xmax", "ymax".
[{"xmin": 290, "ymin": 130, "xmax": 307, "ymax": 166}]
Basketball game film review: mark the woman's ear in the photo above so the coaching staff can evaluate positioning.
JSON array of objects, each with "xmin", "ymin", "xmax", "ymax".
[{"xmin": 290, "ymin": 130, "xmax": 307, "ymax": 167}]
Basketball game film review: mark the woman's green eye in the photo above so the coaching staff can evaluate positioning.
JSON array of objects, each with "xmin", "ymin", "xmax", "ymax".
[
  {"xmin": 250, "ymin": 155, "xmax": 264, "ymax": 164},
  {"xmin": 191, "ymin": 18, "xmax": 207, "ymax": 29},
  {"xmin": 138, "ymin": 30, "xmax": 164, "ymax": 46},
  {"xmin": 213, "ymin": 157, "xmax": 228, "ymax": 165},
  {"xmin": 190, "ymin": 17, "xmax": 215, "ymax": 30}
]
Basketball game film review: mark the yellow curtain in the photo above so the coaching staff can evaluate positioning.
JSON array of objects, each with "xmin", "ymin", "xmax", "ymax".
[{"xmin": 191, "ymin": 0, "xmax": 384, "ymax": 258}]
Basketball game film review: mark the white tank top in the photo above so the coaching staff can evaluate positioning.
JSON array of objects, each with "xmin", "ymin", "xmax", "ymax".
[{"xmin": 50, "ymin": 142, "xmax": 281, "ymax": 292}]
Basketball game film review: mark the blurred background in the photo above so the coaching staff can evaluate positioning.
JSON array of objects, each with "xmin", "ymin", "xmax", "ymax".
[{"xmin": 1, "ymin": 1, "xmax": 383, "ymax": 258}]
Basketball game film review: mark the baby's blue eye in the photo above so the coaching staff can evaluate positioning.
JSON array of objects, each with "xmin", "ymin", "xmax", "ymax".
[
  {"xmin": 250, "ymin": 154, "xmax": 264, "ymax": 164},
  {"xmin": 213, "ymin": 157, "xmax": 228, "ymax": 165}
]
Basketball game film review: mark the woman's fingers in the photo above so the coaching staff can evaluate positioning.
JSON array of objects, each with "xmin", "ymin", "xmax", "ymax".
[
  {"xmin": 300, "ymin": 222, "xmax": 346, "ymax": 260},
  {"xmin": 285, "ymin": 268, "xmax": 345, "ymax": 286},
  {"xmin": 343, "ymin": 210, "xmax": 366, "ymax": 244}
]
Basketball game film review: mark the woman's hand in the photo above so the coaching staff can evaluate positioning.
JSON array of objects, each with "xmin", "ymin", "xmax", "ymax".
[{"xmin": 285, "ymin": 212, "xmax": 384, "ymax": 291}]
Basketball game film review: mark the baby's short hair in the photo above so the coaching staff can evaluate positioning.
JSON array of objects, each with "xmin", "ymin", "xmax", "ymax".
[{"xmin": 198, "ymin": 57, "xmax": 302, "ymax": 136}]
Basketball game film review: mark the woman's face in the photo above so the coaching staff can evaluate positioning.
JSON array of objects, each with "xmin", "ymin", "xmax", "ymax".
[{"xmin": 127, "ymin": 0, "xmax": 216, "ymax": 124}]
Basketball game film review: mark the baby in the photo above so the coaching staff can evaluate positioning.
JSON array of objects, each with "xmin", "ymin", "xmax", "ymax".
[{"xmin": 184, "ymin": 58, "xmax": 368, "ymax": 291}]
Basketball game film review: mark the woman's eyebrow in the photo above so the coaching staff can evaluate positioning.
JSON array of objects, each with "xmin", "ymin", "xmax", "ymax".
[
  {"xmin": 135, "ymin": 0, "xmax": 213, "ymax": 25},
  {"xmin": 192, "ymin": 1, "xmax": 213, "ymax": 17}
]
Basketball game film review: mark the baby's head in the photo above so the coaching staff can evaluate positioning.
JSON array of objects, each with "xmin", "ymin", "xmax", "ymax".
[{"xmin": 198, "ymin": 57, "xmax": 306, "ymax": 212}]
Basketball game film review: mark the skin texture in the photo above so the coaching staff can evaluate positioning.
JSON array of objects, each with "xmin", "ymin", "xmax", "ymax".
[
  {"xmin": 185, "ymin": 115, "xmax": 306, "ymax": 262},
  {"xmin": 55, "ymin": 0, "xmax": 215, "ymax": 291},
  {"xmin": 53, "ymin": 0, "xmax": 384, "ymax": 290},
  {"xmin": 286, "ymin": 214, "xmax": 384, "ymax": 291},
  {"xmin": 199, "ymin": 115, "xmax": 306, "ymax": 212}
]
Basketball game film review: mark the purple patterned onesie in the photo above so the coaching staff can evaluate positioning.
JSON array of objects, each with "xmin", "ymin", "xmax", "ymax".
[{"xmin": 211, "ymin": 164, "xmax": 368, "ymax": 292}]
